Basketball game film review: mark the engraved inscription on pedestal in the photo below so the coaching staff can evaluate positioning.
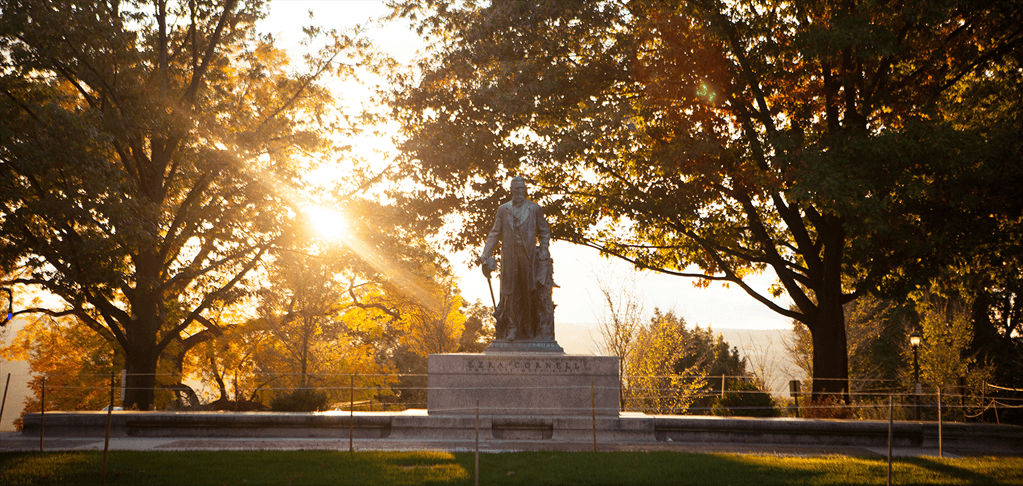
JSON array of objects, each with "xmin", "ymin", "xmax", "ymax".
[{"xmin": 463, "ymin": 357, "xmax": 589, "ymax": 374}]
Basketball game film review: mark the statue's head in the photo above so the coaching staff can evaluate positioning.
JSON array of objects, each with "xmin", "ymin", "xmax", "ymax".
[{"xmin": 510, "ymin": 176, "xmax": 527, "ymax": 204}]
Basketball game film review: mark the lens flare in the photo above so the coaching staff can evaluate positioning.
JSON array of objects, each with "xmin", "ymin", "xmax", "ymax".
[{"xmin": 305, "ymin": 205, "xmax": 348, "ymax": 241}]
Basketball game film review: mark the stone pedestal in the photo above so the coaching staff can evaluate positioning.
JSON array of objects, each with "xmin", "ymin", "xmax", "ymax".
[{"xmin": 427, "ymin": 353, "xmax": 620, "ymax": 417}]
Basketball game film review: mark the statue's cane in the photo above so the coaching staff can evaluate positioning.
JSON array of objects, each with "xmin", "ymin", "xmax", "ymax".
[{"xmin": 481, "ymin": 256, "xmax": 497, "ymax": 309}]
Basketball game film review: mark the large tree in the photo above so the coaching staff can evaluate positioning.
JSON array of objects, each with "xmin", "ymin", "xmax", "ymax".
[
  {"xmin": 389, "ymin": 0, "xmax": 1023, "ymax": 398},
  {"xmin": 0, "ymin": 0, "xmax": 363, "ymax": 408},
  {"xmin": 947, "ymin": 46, "xmax": 1023, "ymax": 412}
]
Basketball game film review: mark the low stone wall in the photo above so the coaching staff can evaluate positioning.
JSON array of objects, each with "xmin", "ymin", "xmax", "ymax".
[
  {"xmin": 21, "ymin": 411, "xmax": 1023, "ymax": 454},
  {"xmin": 21, "ymin": 411, "xmax": 393, "ymax": 439}
]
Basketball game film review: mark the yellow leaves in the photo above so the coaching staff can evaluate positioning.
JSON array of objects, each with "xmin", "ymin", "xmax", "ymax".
[
  {"xmin": 395, "ymin": 285, "xmax": 466, "ymax": 357},
  {"xmin": 253, "ymin": 41, "xmax": 290, "ymax": 68},
  {"xmin": 0, "ymin": 324, "xmax": 30, "ymax": 363},
  {"xmin": 914, "ymin": 289, "xmax": 980, "ymax": 390},
  {"xmin": 0, "ymin": 315, "xmax": 120, "ymax": 419},
  {"xmin": 626, "ymin": 316, "xmax": 708, "ymax": 414}
]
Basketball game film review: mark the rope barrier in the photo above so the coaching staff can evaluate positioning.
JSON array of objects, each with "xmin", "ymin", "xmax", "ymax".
[{"xmin": 11, "ymin": 371, "xmax": 1019, "ymax": 421}]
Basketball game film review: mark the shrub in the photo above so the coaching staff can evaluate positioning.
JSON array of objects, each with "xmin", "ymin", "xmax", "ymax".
[
  {"xmin": 711, "ymin": 380, "xmax": 780, "ymax": 417},
  {"xmin": 270, "ymin": 389, "xmax": 329, "ymax": 412},
  {"xmin": 801, "ymin": 395, "xmax": 854, "ymax": 419},
  {"xmin": 209, "ymin": 397, "xmax": 269, "ymax": 412}
]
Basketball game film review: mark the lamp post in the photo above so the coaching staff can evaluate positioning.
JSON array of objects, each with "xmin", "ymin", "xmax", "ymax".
[{"xmin": 910, "ymin": 331, "xmax": 922, "ymax": 421}]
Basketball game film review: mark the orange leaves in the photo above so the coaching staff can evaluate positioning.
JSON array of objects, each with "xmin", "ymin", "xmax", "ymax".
[{"xmin": 0, "ymin": 316, "xmax": 120, "ymax": 421}]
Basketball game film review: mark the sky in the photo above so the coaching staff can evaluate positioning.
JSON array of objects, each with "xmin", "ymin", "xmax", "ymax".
[{"xmin": 259, "ymin": 0, "xmax": 794, "ymax": 332}]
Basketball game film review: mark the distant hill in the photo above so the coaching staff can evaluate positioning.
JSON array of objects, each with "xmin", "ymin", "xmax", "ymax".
[
  {"xmin": 555, "ymin": 321, "xmax": 602, "ymax": 355},
  {"xmin": 556, "ymin": 322, "xmax": 805, "ymax": 397},
  {"xmin": 716, "ymin": 328, "xmax": 806, "ymax": 397}
]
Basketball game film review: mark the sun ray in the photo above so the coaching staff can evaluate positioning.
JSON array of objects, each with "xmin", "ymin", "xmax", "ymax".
[{"xmin": 304, "ymin": 205, "xmax": 349, "ymax": 241}]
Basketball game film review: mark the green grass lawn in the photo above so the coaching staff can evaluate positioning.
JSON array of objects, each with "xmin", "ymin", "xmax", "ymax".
[{"xmin": 1, "ymin": 450, "xmax": 1020, "ymax": 486}]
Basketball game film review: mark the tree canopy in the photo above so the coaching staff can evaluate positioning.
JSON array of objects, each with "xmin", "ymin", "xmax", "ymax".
[
  {"xmin": 0, "ymin": 0, "xmax": 375, "ymax": 408},
  {"xmin": 389, "ymin": 0, "xmax": 1023, "ymax": 398}
]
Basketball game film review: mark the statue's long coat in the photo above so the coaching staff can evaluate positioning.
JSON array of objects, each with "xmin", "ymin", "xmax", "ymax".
[{"xmin": 482, "ymin": 199, "xmax": 551, "ymax": 295}]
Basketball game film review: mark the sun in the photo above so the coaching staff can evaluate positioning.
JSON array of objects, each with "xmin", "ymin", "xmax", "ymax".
[{"xmin": 304, "ymin": 205, "xmax": 349, "ymax": 241}]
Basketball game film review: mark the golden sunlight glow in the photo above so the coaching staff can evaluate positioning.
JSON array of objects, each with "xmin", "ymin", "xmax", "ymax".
[{"xmin": 305, "ymin": 205, "xmax": 349, "ymax": 241}]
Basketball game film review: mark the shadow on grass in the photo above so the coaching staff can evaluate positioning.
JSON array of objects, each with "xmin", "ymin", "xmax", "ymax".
[
  {"xmin": 1, "ymin": 451, "xmax": 470, "ymax": 486},
  {"xmin": 0, "ymin": 451, "xmax": 95, "ymax": 486},
  {"xmin": 473, "ymin": 452, "xmax": 820, "ymax": 486},
  {"xmin": 2, "ymin": 450, "xmax": 1020, "ymax": 486},
  {"xmin": 902, "ymin": 456, "xmax": 1022, "ymax": 486},
  {"xmin": 470, "ymin": 452, "xmax": 1023, "ymax": 486}
]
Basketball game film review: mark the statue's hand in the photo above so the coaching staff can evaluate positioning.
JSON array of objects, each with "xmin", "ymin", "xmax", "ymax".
[
  {"xmin": 539, "ymin": 247, "xmax": 550, "ymax": 261},
  {"xmin": 480, "ymin": 255, "xmax": 497, "ymax": 277}
]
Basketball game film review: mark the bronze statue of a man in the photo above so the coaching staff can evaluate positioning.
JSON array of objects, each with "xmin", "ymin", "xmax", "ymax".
[{"xmin": 480, "ymin": 177, "xmax": 554, "ymax": 342}]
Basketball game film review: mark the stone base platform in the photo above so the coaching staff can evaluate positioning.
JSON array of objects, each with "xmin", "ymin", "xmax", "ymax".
[{"xmin": 427, "ymin": 353, "xmax": 619, "ymax": 416}]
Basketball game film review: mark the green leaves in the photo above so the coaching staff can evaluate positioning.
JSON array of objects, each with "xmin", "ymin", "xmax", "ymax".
[{"xmin": 388, "ymin": 0, "xmax": 1023, "ymax": 396}]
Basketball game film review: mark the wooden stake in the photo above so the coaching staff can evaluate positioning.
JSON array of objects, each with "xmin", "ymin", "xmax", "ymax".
[
  {"xmin": 475, "ymin": 399, "xmax": 480, "ymax": 486},
  {"xmin": 591, "ymin": 379, "xmax": 597, "ymax": 452},
  {"xmin": 0, "ymin": 373, "xmax": 9, "ymax": 448},
  {"xmin": 937, "ymin": 386, "xmax": 943, "ymax": 458},
  {"xmin": 40, "ymin": 376, "xmax": 45, "ymax": 452},
  {"xmin": 102, "ymin": 372, "xmax": 114, "ymax": 486},
  {"xmin": 0, "ymin": 373, "xmax": 10, "ymax": 433},
  {"xmin": 349, "ymin": 375, "xmax": 354, "ymax": 453},
  {"xmin": 887, "ymin": 395, "xmax": 893, "ymax": 486}
]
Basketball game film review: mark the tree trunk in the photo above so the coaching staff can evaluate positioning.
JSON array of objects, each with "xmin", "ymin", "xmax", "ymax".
[
  {"xmin": 123, "ymin": 346, "xmax": 158, "ymax": 410},
  {"xmin": 809, "ymin": 301, "xmax": 850, "ymax": 402},
  {"xmin": 122, "ymin": 250, "xmax": 164, "ymax": 410},
  {"xmin": 212, "ymin": 355, "xmax": 229, "ymax": 401},
  {"xmin": 808, "ymin": 218, "xmax": 851, "ymax": 403}
]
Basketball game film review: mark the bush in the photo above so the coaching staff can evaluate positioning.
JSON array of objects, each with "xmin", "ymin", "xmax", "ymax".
[
  {"xmin": 270, "ymin": 389, "xmax": 329, "ymax": 412},
  {"xmin": 711, "ymin": 380, "xmax": 781, "ymax": 417},
  {"xmin": 801, "ymin": 395, "xmax": 853, "ymax": 419},
  {"xmin": 208, "ymin": 397, "xmax": 269, "ymax": 412}
]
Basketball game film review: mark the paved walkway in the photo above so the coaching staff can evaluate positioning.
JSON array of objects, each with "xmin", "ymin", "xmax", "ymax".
[{"xmin": 0, "ymin": 432, "xmax": 965, "ymax": 457}]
